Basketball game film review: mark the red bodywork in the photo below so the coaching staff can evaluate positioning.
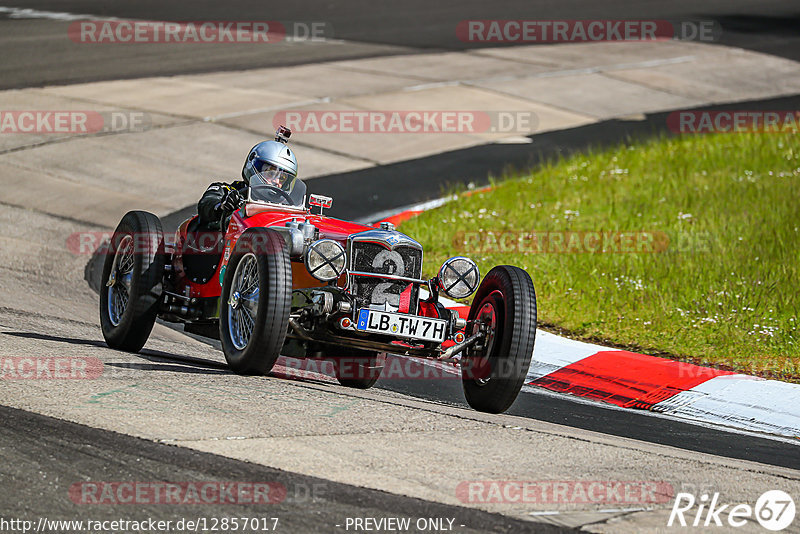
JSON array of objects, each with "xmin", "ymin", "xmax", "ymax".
[
  {"xmin": 172, "ymin": 204, "xmax": 367, "ymax": 297},
  {"xmin": 170, "ymin": 202, "xmax": 445, "ymax": 321}
]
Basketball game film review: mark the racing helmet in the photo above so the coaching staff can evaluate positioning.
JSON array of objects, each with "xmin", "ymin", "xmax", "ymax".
[{"xmin": 241, "ymin": 127, "xmax": 298, "ymax": 190}]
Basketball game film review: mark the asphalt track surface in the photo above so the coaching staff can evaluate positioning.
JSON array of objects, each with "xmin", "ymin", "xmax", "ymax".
[
  {"xmin": 0, "ymin": 404, "xmax": 563, "ymax": 533},
  {"xmin": 0, "ymin": 0, "xmax": 799, "ymax": 88}
]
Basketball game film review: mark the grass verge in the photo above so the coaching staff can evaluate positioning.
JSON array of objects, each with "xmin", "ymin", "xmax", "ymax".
[{"xmin": 399, "ymin": 132, "xmax": 800, "ymax": 380}]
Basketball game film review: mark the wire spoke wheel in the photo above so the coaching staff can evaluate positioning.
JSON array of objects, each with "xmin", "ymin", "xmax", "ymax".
[
  {"xmin": 219, "ymin": 229, "xmax": 291, "ymax": 375},
  {"xmin": 100, "ymin": 211, "xmax": 165, "ymax": 353},
  {"xmin": 228, "ymin": 253, "xmax": 259, "ymax": 350},
  {"xmin": 106, "ymin": 235, "xmax": 134, "ymax": 326}
]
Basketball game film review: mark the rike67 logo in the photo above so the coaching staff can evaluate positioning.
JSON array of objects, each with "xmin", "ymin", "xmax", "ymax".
[{"xmin": 668, "ymin": 490, "xmax": 795, "ymax": 531}]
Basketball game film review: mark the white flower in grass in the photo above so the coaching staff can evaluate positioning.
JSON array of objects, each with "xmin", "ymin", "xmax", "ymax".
[{"xmin": 614, "ymin": 275, "xmax": 645, "ymax": 291}]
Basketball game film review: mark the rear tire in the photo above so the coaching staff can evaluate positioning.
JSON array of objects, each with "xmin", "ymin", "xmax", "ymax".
[
  {"xmin": 220, "ymin": 229, "xmax": 291, "ymax": 375},
  {"xmin": 100, "ymin": 211, "xmax": 165, "ymax": 352},
  {"xmin": 462, "ymin": 265, "xmax": 537, "ymax": 413},
  {"xmin": 333, "ymin": 350, "xmax": 383, "ymax": 389}
]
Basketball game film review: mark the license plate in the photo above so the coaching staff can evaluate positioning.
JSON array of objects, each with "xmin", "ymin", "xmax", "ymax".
[{"xmin": 356, "ymin": 309, "xmax": 448, "ymax": 343}]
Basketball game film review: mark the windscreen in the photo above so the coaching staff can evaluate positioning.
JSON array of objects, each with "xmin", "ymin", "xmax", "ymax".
[{"xmin": 247, "ymin": 177, "xmax": 306, "ymax": 207}]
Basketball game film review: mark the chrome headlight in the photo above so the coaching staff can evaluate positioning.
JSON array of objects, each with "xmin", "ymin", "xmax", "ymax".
[
  {"xmin": 305, "ymin": 239, "xmax": 346, "ymax": 282},
  {"xmin": 438, "ymin": 257, "xmax": 480, "ymax": 299}
]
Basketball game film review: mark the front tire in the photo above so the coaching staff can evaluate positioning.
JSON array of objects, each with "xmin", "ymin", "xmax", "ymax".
[
  {"xmin": 220, "ymin": 229, "xmax": 291, "ymax": 375},
  {"xmin": 100, "ymin": 211, "xmax": 165, "ymax": 352},
  {"xmin": 462, "ymin": 265, "xmax": 537, "ymax": 413}
]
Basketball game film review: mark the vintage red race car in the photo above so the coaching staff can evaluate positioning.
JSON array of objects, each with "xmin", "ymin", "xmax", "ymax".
[{"xmin": 99, "ymin": 169, "xmax": 537, "ymax": 413}]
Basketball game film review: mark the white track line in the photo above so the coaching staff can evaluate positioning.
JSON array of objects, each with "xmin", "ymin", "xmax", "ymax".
[{"xmin": 0, "ymin": 6, "xmax": 124, "ymax": 21}]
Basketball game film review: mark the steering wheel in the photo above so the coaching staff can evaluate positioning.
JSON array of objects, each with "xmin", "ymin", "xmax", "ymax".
[{"xmin": 260, "ymin": 185, "xmax": 295, "ymax": 205}]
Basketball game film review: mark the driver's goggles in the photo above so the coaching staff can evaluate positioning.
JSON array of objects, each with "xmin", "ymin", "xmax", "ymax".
[{"xmin": 254, "ymin": 161, "xmax": 294, "ymax": 187}]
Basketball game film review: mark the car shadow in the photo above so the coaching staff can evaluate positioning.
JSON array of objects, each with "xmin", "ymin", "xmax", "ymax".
[
  {"xmin": 2, "ymin": 330, "xmax": 346, "ymax": 384},
  {"xmin": 1, "ymin": 330, "xmax": 230, "ymax": 376}
]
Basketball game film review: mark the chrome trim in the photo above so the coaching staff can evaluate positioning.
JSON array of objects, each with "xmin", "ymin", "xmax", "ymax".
[
  {"xmin": 304, "ymin": 239, "xmax": 346, "ymax": 282},
  {"xmin": 348, "ymin": 228, "xmax": 423, "ymax": 252},
  {"xmin": 437, "ymin": 256, "xmax": 480, "ymax": 299},
  {"xmin": 438, "ymin": 331, "xmax": 482, "ymax": 361},
  {"xmin": 345, "ymin": 228, "xmax": 425, "ymax": 315},
  {"xmin": 267, "ymin": 225, "xmax": 304, "ymax": 258},
  {"xmin": 346, "ymin": 230, "xmax": 424, "ymax": 281},
  {"xmin": 347, "ymin": 271, "xmax": 427, "ymax": 285}
]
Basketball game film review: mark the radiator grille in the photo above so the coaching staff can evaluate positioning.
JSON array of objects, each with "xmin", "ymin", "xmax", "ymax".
[{"xmin": 350, "ymin": 242, "xmax": 421, "ymax": 312}]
